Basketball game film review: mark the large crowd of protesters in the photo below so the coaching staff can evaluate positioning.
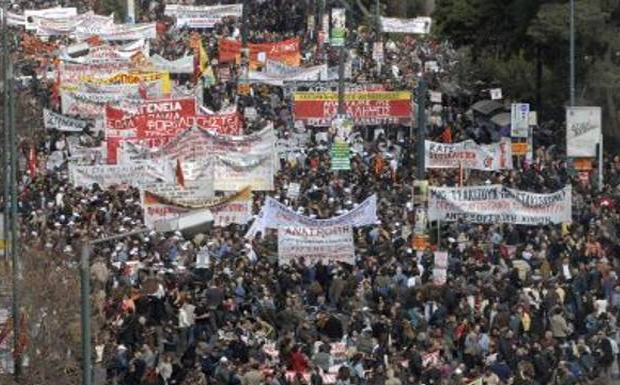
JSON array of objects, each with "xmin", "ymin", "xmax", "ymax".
[{"xmin": 3, "ymin": 1, "xmax": 620, "ymax": 385}]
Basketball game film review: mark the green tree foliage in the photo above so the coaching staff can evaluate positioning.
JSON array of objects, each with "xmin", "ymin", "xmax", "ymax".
[
  {"xmin": 100, "ymin": 0, "xmax": 126, "ymax": 23},
  {"xmin": 434, "ymin": 0, "xmax": 620, "ymax": 143}
]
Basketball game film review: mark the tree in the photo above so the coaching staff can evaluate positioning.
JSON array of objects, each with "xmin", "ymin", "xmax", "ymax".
[
  {"xmin": 3, "ymin": 243, "xmax": 81, "ymax": 385},
  {"xmin": 435, "ymin": 0, "xmax": 620, "ymax": 145}
]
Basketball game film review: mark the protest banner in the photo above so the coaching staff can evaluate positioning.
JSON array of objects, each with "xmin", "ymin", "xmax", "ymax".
[
  {"xmin": 424, "ymin": 138, "xmax": 512, "ymax": 171},
  {"xmin": 59, "ymin": 41, "xmax": 148, "ymax": 64},
  {"xmin": 246, "ymin": 194, "xmax": 377, "ymax": 238},
  {"xmin": 293, "ymin": 91, "xmax": 411, "ymax": 126},
  {"xmin": 278, "ymin": 225, "xmax": 354, "ymax": 265},
  {"xmin": 44, "ymin": 109, "xmax": 91, "ymax": 132},
  {"xmin": 380, "ymin": 16, "xmax": 432, "ymax": 34},
  {"xmin": 165, "ymin": 4, "xmax": 242, "ymax": 28},
  {"xmin": 77, "ymin": 79, "xmax": 165, "ymax": 99},
  {"xmin": 58, "ymin": 61, "xmax": 132, "ymax": 84},
  {"xmin": 2, "ymin": 10, "xmax": 25, "ymax": 26},
  {"xmin": 105, "ymin": 98, "xmax": 197, "ymax": 163},
  {"xmin": 24, "ymin": 7, "xmax": 77, "ymax": 30},
  {"xmin": 428, "ymin": 185, "xmax": 572, "ymax": 225},
  {"xmin": 331, "ymin": 140, "xmax": 351, "ymax": 171},
  {"xmin": 107, "ymin": 108, "xmax": 244, "ymax": 164},
  {"xmin": 218, "ymin": 38, "xmax": 301, "ymax": 69},
  {"xmin": 432, "ymin": 251, "xmax": 448, "ymax": 285},
  {"xmin": 209, "ymin": 187, "xmax": 253, "ymax": 227},
  {"xmin": 214, "ymin": 154, "xmax": 275, "ymax": 191},
  {"xmin": 149, "ymin": 55, "xmax": 194, "ymax": 74},
  {"xmin": 68, "ymin": 144, "xmax": 106, "ymax": 165},
  {"xmin": 142, "ymin": 187, "xmax": 250, "ymax": 229},
  {"xmin": 78, "ymin": 70, "xmax": 171, "ymax": 93},
  {"xmin": 511, "ymin": 103, "xmax": 530, "ymax": 138},
  {"xmin": 61, "ymin": 89, "xmax": 141, "ymax": 118},
  {"xmin": 141, "ymin": 180, "xmax": 215, "ymax": 215},
  {"xmin": 70, "ymin": 162, "xmax": 174, "ymax": 188},
  {"xmin": 74, "ymin": 22, "xmax": 157, "ymax": 41},
  {"xmin": 566, "ymin": 106, "xmax": 601, "ymax": 158},
  {"xmin": 136, "ymin": 125, "xmax": 274, "ymax": 165},
  {"xmin": 248, "ymin": 64, "xmax": 328, "ymax": 86},
  {"xmin": 32, "ymin": 11, "xmax": 113, "ymax": 36}
]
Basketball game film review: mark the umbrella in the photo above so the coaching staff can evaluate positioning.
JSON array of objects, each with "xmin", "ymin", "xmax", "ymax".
[
  {"xmin": 490, "ymin": 112, "xmax": 511, "ymax": 127},
  {"xmin": 470, "ymin": 100, "xmax": 503, "ymax": 116}
]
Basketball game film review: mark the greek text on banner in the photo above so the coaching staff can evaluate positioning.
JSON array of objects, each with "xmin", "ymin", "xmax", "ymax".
[
  {"xmin": 428, "ymin": 185, "xmax": 572, "ymax": 225},
  {"xmin": 278, "ymin": 225, "xmax": 355, "ymax": 266}
]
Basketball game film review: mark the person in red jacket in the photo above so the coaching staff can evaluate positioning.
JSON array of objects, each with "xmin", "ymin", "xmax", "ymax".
[{"xmin": 289, "ymin": 345, "xmax": 309, "ymax": 374}]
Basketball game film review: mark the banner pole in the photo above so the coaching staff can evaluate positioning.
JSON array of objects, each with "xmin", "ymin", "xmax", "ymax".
[{"xmin": 598, "ymin": 137, "xmax": 603, "ymax": 192}]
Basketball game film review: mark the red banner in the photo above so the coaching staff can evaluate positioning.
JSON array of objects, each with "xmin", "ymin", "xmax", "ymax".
[
  {"xmin": 106, "ymin": 98, "xmax": 243, "ymax": 163},
  {"xmin": 293, "ymin": 91, "xmax": 412, "ymax": 126},
  {"xmin": 218, "ymin": 38, "xmax": 301, "ymax": 68}
]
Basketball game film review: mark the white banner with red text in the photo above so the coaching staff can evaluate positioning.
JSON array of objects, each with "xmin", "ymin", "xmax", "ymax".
[{"xmin": 424, "ymin": 138, "xmax": 513, "ymax": 171}]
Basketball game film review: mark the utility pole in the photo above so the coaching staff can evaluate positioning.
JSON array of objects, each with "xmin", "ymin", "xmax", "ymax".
[
  {"xmin": 337, "ymin": 46, "xmax": 346, "ymax": 115},
  {"xmin": 81, "ymin": 228, "xmax": 154, "ymax": 385},
  {"xmin": 2, "ymin": 0, "xmax": 9, "ymax": 264},
  {"xmin": 241, "ymin": 0, "xmax": 248, "ymax": 47},
  {"xmin": 375, "ymin": 0, "xmax": 381, "ymax": 35},
  {"xmin": 8, "ymin": 57, "xmax": 21, "ymax": 380},
  {"xmin": 569, "ymin": 0, "xmax": 575, "ymax": 106},
  {"xmin": 416, "ymin": 80, "xmax": 427, "ymax": 179},
  {"xmin": 80, "ymin": 241, "xmax": 92, "ymax": 385},
  {"xmin": 332, "ymin": 8, "xmax": 347, "ymax": 115}
]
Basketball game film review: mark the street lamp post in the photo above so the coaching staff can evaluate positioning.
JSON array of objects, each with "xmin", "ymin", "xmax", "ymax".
[
  {"xmin": 569, "ymin": 0, "xmax": 575, "ymax": 106},
  {"xmin": 416, "ymin": 80, "xmax": 427, "ymax": 180},
  {"xmin": 80, "ymin": 228, "xmax": 150, "ymax": 385}
]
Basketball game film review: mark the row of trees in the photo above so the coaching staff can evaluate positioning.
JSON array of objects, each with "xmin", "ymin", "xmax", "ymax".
[{"xmin": 433, "ymin": 0, "xmax": 620, "ymax": 145}]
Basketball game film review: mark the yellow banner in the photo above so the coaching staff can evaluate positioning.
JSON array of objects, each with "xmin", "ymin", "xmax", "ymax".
[
  {"xmin": 78, "ymin": 71, "xmax": 171, "ymax": 93},
  {"xmin": 293, "ymin": 91, "xmax": 411, "ymax": 102}
]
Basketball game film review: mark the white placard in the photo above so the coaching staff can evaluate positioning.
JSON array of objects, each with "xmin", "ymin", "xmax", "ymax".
[
  {"xmin": 566, "ymin": 106, "xmax": 601, "ymax": 158},
  {"xmin": 44, "ymin": 109, "xmax": 91, "ymax": 132},
  {"xmin": 287, "ymin": 182, "xmax": 301, "ymax": 199},
  {"xmin": 380, "ymin": 16, "xmax": 432, "ymax": 34},
  {"xmin": 511, "ymin": 103, "xmax": 530, "ymax": 138},
  {"xmin": 278, "ymin": 225, "xmax": 354, "ymax": 265},
  {"xmin": 490, "ymin": 88, "xmax": 502, "ymax": 100}
]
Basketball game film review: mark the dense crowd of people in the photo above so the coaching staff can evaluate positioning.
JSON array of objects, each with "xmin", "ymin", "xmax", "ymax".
[{"xmin": 3, "ymin": 1, "xmax": 620, "ymax": 385}]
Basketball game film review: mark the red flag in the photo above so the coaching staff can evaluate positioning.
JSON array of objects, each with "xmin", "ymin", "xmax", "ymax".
[
  {"xmin": 441, "ymin": 126, "xmax": 452, "ymax": 143},
  {"xmin": 27, "ymin": 146, "xmax": 37, "ymax": 178},
  {"xmin": 51, "ymin": 65, "xmax": 61, "ymax": 109},
  {"xmin": 176, "ymin": 159, "xmax": 185, "ymax": 187}
]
